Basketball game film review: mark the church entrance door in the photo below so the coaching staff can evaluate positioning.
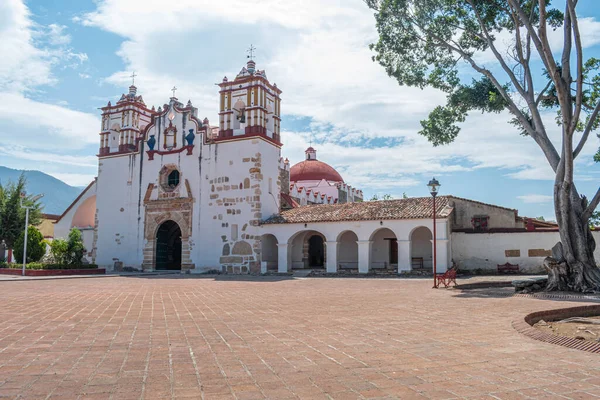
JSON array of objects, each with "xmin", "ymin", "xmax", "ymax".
[
  {"xmin": 156, "ymin": 220, "xmax": 182, "ymax": 270},
  {"xmin": 308, "ymin": 235, "xmax": 325, "ymax": 268}
]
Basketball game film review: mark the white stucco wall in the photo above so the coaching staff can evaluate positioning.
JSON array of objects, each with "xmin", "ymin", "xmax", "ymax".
[{"xmin": 451, "ymin": 231, "xmax": 600, "ymax": 273}]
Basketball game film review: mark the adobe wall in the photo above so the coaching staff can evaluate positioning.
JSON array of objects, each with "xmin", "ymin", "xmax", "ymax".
[
  {"xmin": 449, "ymin": 197, "xmax": 522, "ymax": 230},
  {"xmin": 452, "ymin": 231, "xmax": 600, "ymax": 273}
]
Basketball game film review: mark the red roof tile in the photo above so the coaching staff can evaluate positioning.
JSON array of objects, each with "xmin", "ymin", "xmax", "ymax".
[{"xmin": 264, "ymin": 196, "xmax": 452, "ymax": 224}]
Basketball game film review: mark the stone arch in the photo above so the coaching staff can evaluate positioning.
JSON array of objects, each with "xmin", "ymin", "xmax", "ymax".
[
  {"xmin": 337, "ymin": 230, "xmax": 358, "ymax": 270},
  {"xmin": 260, "ymin": 234, "xmax": 278, "ymax": 271},
  {"xmin": 155, "ymin": 220, "xmax": 182, "ymax": 270},
  {"xmin": 288, "ymin": 230, "xmax": 327, "ymax": 269},
  {"xmin": 232, "ymin": 99, "xmax": 246, "ymax": 130},
  {"xmin": 143, "ymin": 207, "xmax": 193, "ymax": 272},
  {"xmin": 410, "ymin": 226, "xmax": 433, "ymax": 271},
  {"xmin": 369, "ymin": 228, "xmax": 397, "ymax": 270}
]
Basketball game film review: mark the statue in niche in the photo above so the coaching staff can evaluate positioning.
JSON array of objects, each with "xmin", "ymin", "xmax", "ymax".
[{"xmin": 185, "ymin": 129, "xmax": 195, "ymax": 146}]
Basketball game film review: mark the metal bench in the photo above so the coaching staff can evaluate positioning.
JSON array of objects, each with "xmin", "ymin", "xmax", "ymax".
[
  {"xmin": 497, "ymin": 262, "xmax": 520, "ymax": 274},
  {"xmin": 436, "ymin": 267, "xmax": 457, "ymax": 288}
]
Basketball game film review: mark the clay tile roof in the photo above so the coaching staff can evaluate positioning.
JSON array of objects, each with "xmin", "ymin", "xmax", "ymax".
[{"xmin": 263, "ymin": 196, "xmax": 452, "ymax": 224}]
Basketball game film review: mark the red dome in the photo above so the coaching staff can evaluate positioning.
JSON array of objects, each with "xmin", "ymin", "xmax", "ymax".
[{"xmin": 290, "ymin": 160, "xmax": 344, "ymax": 183}]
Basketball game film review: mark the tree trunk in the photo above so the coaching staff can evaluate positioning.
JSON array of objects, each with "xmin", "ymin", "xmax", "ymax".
[{"xmin": 545, "ymin": 182, "xmax": 600, "ymax": 292}]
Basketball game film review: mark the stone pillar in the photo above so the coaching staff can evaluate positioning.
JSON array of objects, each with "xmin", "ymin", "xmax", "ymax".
[
  {"xmin": 325, "ymin": 241, "xmax": 338, "ymax": 273},
  {"xmin": 357, "ymin": 240, "xmax": 372, "ymax": 274},
  {"xmin": 277, "ymin": 243, "xmax": 289, "ymax": 273},
  {"xmin": 397, "ymin": 239, "xmax": 411, "ymax": 274}
]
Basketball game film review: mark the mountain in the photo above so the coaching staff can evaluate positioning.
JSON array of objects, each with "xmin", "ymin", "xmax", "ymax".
[{"xmin": 0, "ymin": 166, "xmax": 86, "ymax": 215}]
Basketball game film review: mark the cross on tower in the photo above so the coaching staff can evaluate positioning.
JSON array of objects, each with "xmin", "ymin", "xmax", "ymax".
[
  {"xmin": 171, "ymin": 86, "xmax": 177, "ymax": 98},
  {"xmin": 130, "ymin": 71, "xmax": 137, "ymax": 86},
  {"xmin": 247, "ymin": 44, "xmax": 256, "ymax": 60}
]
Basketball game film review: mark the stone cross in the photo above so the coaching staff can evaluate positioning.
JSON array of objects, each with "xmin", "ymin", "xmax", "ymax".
[
  {"xmin": 130, "ymin": 71, "xmax": 137, "ymax": 85},
  {"xmin": 171, "ymin": 86, "xmax": 177, "ymax": 97}
]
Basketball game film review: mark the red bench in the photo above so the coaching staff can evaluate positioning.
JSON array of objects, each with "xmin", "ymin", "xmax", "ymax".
[
  {"xmin": 436, "ymin": 267, "xmax": 457, "ymax": 288},
  {"xmin": 498, "ymin": 262, "xmax": 519, "ymax": 274}
]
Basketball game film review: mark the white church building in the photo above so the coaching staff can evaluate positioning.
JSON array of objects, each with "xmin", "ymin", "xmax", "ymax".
[{"xmin": 54, "ymin": 58, "xmax": 600, "ymax": 275}]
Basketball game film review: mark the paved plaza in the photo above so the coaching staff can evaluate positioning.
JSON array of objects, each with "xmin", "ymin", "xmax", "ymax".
[{"xmin": 1, "ymin": 277, "xmax": 600, "ymax": 399}]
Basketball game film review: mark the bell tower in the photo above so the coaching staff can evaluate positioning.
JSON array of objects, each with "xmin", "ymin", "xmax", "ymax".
[
  {"xmin": 216, "ymin": 46, "xmax": 282, "ymax": 144},
  {"xmin": 98, "ymin": 74, "xmax": 154, "ymax": 157}
]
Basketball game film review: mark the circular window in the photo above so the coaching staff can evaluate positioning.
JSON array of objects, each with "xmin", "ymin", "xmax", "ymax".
[{"xmin": 168, "ymin": 170, "xmax": 180, "ymax": 188}]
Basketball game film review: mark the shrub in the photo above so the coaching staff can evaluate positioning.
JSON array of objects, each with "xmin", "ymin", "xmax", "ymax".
[
  {"xmin": 13, "ymin": 226, "xmax": 46, "ymax": 264},
  {"xmin": 5, "ymin": 263, "xmax": 98, "ymax": 270},
  {"xmin": 50, "ymin": 228, "xmax": 86, "ymax": 266}
]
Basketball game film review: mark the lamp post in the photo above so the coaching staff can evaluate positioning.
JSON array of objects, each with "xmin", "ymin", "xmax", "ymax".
[
  {"xmin": 427, "ymin": 178, "xmax": 440, "ymax": 288},
  {"xmin": 19, "ymin": 192, "xmax": 44, "ymax": 276}
]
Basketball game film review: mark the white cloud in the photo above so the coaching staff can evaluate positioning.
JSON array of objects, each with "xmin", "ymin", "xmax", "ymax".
[
  {"xmin": 47, "ymin": 24, "xmax": 71, "ymax": 46},
  {"xmin": 0, "ymin": 1, "xmax": 98, "ymax": 177},
  {"xmin": 517, "ymin": 194, "xmax": 554, "ymax": 204},
  {"xmin": 65, "ymin": 0, "xmax": 600, "ymax": 198},
  {"xmin": 47, "ymin": 172, "xmax": 95, "ymax": 187},
  {"xmin": 0, "ymin": 0, "xmax": 55, "ymax": 93},
  {"xmin": 0, "ymin": 93, "xmax": 99, "ymax": 150}
]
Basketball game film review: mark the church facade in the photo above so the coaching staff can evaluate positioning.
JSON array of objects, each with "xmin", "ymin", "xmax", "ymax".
[{"xmin": 54, "ymin": 58, "xmax": 596, "ymax": 275}]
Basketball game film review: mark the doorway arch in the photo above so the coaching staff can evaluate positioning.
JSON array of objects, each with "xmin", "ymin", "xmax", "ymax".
[
  {"xmin": 410, "ymin": 226, "xmax": 433, "ymax": 271},
  {"xmin": 156, "ymin": 220, "xmax": 182, "ymax": 270}
]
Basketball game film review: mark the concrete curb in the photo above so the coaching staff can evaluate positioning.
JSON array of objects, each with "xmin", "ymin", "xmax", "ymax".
[{"xmin": 513, "ymin": 304, "xmax": 600, "ymax": 354}]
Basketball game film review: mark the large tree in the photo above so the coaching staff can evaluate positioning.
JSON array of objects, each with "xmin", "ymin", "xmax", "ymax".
[
  {"xmin": 366, "ymin": 0, "xmax": 600, "ymax": 291},
  {"xmin": 0, "ymin": 174, "xmax": 43, "ymax": 248}
]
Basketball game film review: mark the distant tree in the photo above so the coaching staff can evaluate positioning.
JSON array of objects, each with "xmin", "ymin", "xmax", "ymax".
[
  {"xmin": 537, "ymin": 216, "xmax": 546, "ymax": 221},
  {"xmin": 367, "ymin": 0, "xmax": 600, "ymax": 292},
  {"xmin": 370, "ymin": 194, "xmax": 394, "ymax": 201},
  {"xmin": 13, "ymin": 226, "xmax": 45, "ymax": 264},
  {"xmin": 591, "ymin": 211, "xmax": 600, "ymax": 228},
  {"xmin": 402, "ymin": 192, "xmax": 409, "ymax": 199},
  {"xmin": 0, "ymin": 174, "xmax": 43, "ymax": 247}
]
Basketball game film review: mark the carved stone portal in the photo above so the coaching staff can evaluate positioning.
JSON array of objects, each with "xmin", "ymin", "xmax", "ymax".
[{"xmin": 142, "ymin": 197, "xmax": 194, "ymax": 272}]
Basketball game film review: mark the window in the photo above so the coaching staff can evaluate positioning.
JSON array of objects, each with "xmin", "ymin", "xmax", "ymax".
[
  {"xmin": 168, "ymin": 170, "xmax": 180, "ymax": 188},
  {"xmin": 472, "ymin": 216, "xmax": 489, "ymax": 232}
]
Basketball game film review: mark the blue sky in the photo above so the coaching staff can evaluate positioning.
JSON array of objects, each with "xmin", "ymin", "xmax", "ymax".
[{"xmin": 0, "ymin": 0, "xmax": 599, "ymax": 221}]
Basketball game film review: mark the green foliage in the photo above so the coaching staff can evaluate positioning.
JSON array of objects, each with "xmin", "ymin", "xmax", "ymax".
[
  {"xmin": 370, "ymin": 194, "xmax": 394, "ymax": 201},
  {"xmin": 0, "ymin": 174, "xmax": 43, "ymax": 247},
  {"xmin": 591, "ymin": 211, "xmax": 600, "ymax": 228},
  {"xmin": 402, "ymin": 192, "xmax": 408, "ymax": 199},
  {"xmin": 50, "ymin": 228, "xmax": 86, "ymax": 266},
  {"xmin": 12, "ymin": 226, "xmax": 45, "ymax": 263},
  {"xmin": 366, "ymin": 0, "xmax": 600, "ymax": 150},
  {"xmin": 4, "ymin": 263, "xmax": 98, "ymax": 270}
]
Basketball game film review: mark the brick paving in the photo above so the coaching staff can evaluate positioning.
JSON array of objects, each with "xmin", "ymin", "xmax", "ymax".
[{"xmin": 1, "ymin": 277, "xmax": 600, "ymax": 399}]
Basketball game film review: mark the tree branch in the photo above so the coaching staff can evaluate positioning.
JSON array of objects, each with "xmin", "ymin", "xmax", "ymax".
[
  {"xmin": 467, "ymin": 0, "xmax": 527, "ymax": 98},
  {"xmin": 583, "ymin": 187, "xmax": 600, "ymax": 222},
  {"xmin": 568, "ymin": 0, "xmax": 584, "ymax": 135},
  {"xmin": 574, "ymin": 101, "xmax": 600, "ymax": 158}
]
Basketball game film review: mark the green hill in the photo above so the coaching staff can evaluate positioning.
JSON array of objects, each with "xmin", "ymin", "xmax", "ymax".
[{"xmin": 0, "ymin": 166, "xmax": 87, "ymax": 215}]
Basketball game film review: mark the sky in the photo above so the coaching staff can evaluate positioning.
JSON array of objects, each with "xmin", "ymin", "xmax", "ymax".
[{"xmin": 0, "ymin": 0, "xmax": 599, "ymax": 221}]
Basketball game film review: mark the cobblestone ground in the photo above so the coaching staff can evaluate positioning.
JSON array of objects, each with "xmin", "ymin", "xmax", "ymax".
[{"xmin": 1, "ymin": 277, "xmax": 600, "ymax": 399}]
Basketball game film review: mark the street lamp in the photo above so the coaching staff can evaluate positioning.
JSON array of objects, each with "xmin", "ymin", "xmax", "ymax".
[
  {"xmin": 427, "ymin": 178, "xmax": 440, "ymax": 288},
  {"xmin": 20, "ymin": 192, "xmax": 44, "ymax": 276}
]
